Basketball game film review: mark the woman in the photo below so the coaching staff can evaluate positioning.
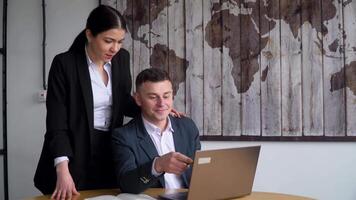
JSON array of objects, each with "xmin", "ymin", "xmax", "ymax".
[{"xmin": 34, "ymin": 5, "xmax": 181, "ymax": 200}]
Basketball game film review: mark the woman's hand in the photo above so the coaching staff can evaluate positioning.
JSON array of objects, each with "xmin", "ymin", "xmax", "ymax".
[
  {"xmin": 170, "ymin": 108, "xmax": 186, "ymax": 118},
  {"xmin": 51, "ymin": 161, "xmax": 80, "ymax": 200}
]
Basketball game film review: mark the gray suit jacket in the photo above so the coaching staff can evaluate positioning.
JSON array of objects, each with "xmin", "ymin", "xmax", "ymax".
[{"xmin": 111, "ymin": 116, "xmax": 201, "ymax": 194}]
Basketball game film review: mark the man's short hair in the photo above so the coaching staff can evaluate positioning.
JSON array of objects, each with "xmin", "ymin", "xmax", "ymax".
[{"xmin": 135, "ymin": 68, "xmax": 172, "ymax": 91}]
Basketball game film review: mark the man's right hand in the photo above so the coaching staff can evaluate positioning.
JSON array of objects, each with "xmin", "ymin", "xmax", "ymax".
[
  {"xmin": 51, "ymin": 161, "xmax": 80, "ymax": 200},
  {"xmin": 154, "ymin": 152, "xmax": 193, "ymax": 175}
]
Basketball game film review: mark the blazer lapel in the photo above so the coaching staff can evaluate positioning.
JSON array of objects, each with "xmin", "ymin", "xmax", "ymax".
[
  {"xmin": 171, "ymin": 117, "xmax": 186, "ymax": 155},
  {"xmin": 111, "ymin": 56, "xmax": 121, "ymax": 125},
  {"xmin": 136, "ymin": 117, "xmax": 165, "ymax": 187},
  {"xmin": 137, "ymin": 117, "xmax": 159, "ymax": 160},
  {"xmin": 171, "ymin": 116, "xmax": 190, "ymax": 187},
  {"xmin": 76, "ymin": 50, "xmax": 94, "ymax": 132}
]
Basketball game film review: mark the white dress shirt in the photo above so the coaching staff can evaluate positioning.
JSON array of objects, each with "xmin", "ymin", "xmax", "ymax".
[
  {"xmin": 142, "ymin": 116, "xmax": 182, "ymax": 189},
  {"xmin": 87, "ymin": 55, "xmax": 113, "ymax": 131},
  {"xmin": 54, "ymin": 48, "xmax": 112, "ymax": 166}
]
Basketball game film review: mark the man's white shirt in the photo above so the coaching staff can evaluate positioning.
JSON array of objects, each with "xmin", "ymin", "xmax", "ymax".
[{"xmin": 142, "ymin": 116, "xmax": 183, "ymax": 189}]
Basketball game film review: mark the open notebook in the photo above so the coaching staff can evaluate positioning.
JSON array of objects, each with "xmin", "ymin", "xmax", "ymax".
[{"xmin": 85, "ymin": 193, "xmax": 156, "ymax": 200}]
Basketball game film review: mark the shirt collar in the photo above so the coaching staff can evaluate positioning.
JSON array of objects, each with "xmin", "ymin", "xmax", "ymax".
[{"xmin": 142, "ymin": 115, "xmax": 174, "ymax": 135}]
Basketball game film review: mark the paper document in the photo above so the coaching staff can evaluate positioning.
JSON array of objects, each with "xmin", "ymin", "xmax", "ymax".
[{"xmin": 85, "ymin": 193, "xmax": 156, "ymax": 200}]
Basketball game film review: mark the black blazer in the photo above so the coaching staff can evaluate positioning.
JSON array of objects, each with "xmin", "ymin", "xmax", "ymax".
[
  {"xmin": 34, "ymin": 47, "xmax": 139, "ymax": 194},
  {"xmin": 111, "ymin": 116, "xmax": 201, "ymax": 194}
]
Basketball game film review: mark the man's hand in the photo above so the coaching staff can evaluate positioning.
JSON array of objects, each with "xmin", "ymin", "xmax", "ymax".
[
  {"xmin": 51, "ymin": 161, "xmax": 80, "ymax": 200},
  {"xmin": 154, "ymin": 152, "xmax": 193, "ymax": 175}
]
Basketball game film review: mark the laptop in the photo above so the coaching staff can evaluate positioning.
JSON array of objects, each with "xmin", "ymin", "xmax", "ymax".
[{"xmin": 159, "ymin": 146, "xmax": 261, "ymax": 200}]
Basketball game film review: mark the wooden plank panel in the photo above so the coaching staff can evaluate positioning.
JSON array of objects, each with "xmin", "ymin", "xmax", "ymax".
[
  {"xmin": 221, "ymin": 1, "xmax": 242, "ymax": 136},
  {"xmin": 343, "ymin": 0, "xmax": 356, "ymax": 136},
  {"xmin": 115, "ymin": 0, "xmax": 135, "ymax": 90},
  {"xmin": 168, "ymin": 0, "xmax": 186, "ymax": 114},
  {"xmin": 185, "ymin": 0, "xmax": 204, "ymax": 133},
  {"xmin": 114, "ymin": 0, "xmax": 152, "ymax": 91},
  {"xmin": 149, "ymin": 0, "xmax": 169, "ymax": 73},
  {"xmin": 133, "ymin": 1, "xmax": 151, "ymax": 85},
  {"xmin": 301, "ymin": 0, "xmax": 323, "ymax": 136},
  {"xmin": 324, "ymin": 0, "xmax": 346, "ymax": 136},
  {"xmin": 149, "ymin": 0, "xmax": 169, "ymax": 76},
  {"xmin": 203, "ymin": 0, "xmax": 222, "ymax": 135},
  {"xmin": 109, "ymin": 0, "xmax": 355, "ymax": 140},
  {"xmin": 240, "ymin": 1, "xmax": 261, "ymax": 136},
  {"xmin": 259, "ymin": 0, "xmax": 282, "ymax": 136},
  {"xmin": 280, "ymin": 0, "xmax": 302, "ymax": 136}
]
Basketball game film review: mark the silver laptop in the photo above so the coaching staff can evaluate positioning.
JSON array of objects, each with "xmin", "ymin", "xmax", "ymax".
[{"xmin": 159, "ymin": 146, "xmax": 261, "ymax": 200}]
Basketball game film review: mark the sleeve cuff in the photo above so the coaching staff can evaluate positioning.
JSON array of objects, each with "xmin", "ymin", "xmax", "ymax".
[
  {"xmin": 151, "ymin": 157, "xmax": 163, "ymax": 177},
  {"xmin": 54, "ymin": 156, "xmax": 69, "ymax": 167}
]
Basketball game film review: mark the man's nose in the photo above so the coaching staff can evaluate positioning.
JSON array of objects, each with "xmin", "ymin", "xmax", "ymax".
[{"xmin": 156, "ymin": 97, "xmax": 164, "ymax": 105}]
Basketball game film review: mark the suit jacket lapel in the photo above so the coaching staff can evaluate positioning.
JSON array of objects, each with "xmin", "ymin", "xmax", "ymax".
[
  {"xmin": 171, "ymin": 116, "xmax": 190, "ymax": 187},
  {"xmin": 136, "ymin": 117, "xmax": 165, "ymax": 186},
  {"xmin": 171, "ymin": 116, "xmax": 185, "ymax": 155},
  {"xmin": 137, "ymin": 117, "xmax": 159, "ymax": 160},
  {"xmin": 76, "ymin": 50, "xmax": 94, "ymax": 132},
  {"xmin": 111, "ymin": 56, "xmax": 121, "ymax": 125}
]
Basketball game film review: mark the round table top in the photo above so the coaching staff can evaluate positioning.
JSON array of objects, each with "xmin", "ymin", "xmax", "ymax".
[{"xmin": 27, "ymin": 188, "xmax": 314, "ymax": 200}]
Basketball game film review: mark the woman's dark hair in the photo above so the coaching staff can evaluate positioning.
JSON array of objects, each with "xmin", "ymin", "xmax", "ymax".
[
  {"xmin": 135, "ymin": 68, "xmax": 172, "ymax": 91},
  {"xmin": 69, "ymin": 5, "xmax": 127, "ymax": 52}
]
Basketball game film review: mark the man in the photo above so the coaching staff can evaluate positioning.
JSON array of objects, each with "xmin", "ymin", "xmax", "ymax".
[{"xmin": 111, "ymin": 68, "xmax": 201, "ymax": 194}]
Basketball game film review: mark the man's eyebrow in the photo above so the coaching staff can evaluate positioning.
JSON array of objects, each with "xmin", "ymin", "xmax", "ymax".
[
  {"xmin": 163, "ymin": 91, "xmax": 173, "ymax": 95},
  {"xmin": 145, "ymin": 91, "xmax": 172, "ymax": 95},
  {"xmin": 146, "ymin": 92, "xmax": 159, "ymax": 96}
]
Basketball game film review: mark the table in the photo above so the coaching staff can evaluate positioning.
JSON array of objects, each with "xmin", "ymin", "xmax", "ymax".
[{"xmin": 27, "ymin": 188, "xmax": 315, "ymax": 200}]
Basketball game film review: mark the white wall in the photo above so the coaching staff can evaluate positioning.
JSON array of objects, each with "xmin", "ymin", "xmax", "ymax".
[
  {"xmin": 0, "ymin": 0, "xmax": 4, "ymax": 198},
  {"xmin": 7, "ymin": 0, "xmax": 97, "ymax": 199},
  {"xmin": 5, "ymin": 0, "xmax": 356, "ymax": 200},
  {"xmin": 202, "ymin": 141, "xmax": 356, "ymax": 200}
]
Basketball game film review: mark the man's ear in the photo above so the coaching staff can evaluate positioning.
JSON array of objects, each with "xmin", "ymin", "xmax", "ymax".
[{"xmin": 133, "ymin": 92, "xmax": 142, "ymax": 106}]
